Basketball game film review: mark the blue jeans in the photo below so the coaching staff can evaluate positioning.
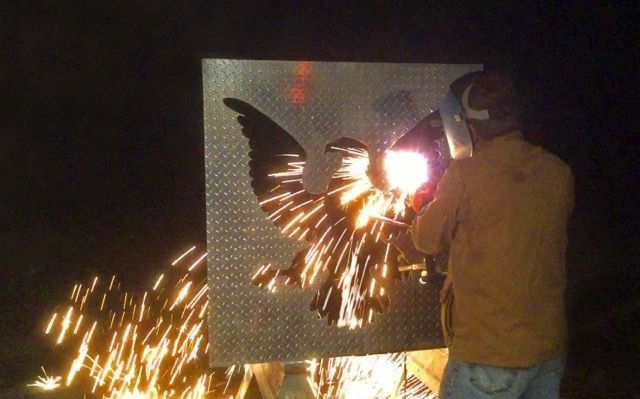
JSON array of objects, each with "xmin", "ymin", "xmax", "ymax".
[{"xmin": 440, "ymin": 357, "xmax": 565, "ymax": 399}]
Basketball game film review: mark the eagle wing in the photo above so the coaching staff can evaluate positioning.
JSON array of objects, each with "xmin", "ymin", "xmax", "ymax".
[{"xmin": 223, "ymin": 98, "xmax": 356, "ymax": 289}]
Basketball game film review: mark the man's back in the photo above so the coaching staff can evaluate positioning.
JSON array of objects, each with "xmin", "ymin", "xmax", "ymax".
[{"xmin": 413, "ymin": 131, "xmax": 574, "ymax": 367}]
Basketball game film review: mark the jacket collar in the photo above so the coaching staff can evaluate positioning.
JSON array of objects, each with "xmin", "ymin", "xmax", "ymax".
[{"xmin": 474, "ymin": 131, "xmax": 524, "ymax": 154}]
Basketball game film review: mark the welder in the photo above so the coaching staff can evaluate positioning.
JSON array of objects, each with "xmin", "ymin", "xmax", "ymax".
[{"xmin": 391, "ymin": 71, "xmax": 574, "ymax": 398}]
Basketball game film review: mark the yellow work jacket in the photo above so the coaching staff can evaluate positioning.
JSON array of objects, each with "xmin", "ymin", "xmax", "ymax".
[{"xmin": 412, "ymin": 131, "xmax": 574, "ymax": 367}]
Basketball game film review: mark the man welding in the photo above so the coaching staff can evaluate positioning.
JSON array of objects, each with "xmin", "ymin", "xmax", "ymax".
[{"xmin": 391, "ymin": 71, "xmax": 574, "ymax": 398}]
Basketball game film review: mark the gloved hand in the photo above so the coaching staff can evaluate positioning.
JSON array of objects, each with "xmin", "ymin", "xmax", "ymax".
[
  {"xmin": 384, "ymin": 231, "xmax": 425, "ymax": 265},
  {"xmin": 410, "ymin": 181, "xmax": 437, "ymax": 213}
]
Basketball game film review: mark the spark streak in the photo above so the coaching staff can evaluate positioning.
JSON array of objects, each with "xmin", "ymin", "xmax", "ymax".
[{"xmin": 172, "ymin": 246, "xmax": 197, "ymax": 266}]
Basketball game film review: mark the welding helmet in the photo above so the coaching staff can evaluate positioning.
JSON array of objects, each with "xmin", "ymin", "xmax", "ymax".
[{"xmin": 439, "ymin": 71, "xmax": 520, "ymax": 159}]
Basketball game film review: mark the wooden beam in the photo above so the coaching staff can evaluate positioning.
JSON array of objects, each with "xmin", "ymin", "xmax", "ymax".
[
  {"xmin": 251, "ymin": 362, "xmax": 285, "ymax": 399},
  {"xmin": 235, "ymin": 365, "xmax": 254, "ymax": 399},
  {"xmin": 406, "ymin": 348, "xmax": 449, "ymax": 394}
]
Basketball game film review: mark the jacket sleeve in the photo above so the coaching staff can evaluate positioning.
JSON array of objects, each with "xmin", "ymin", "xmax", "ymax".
[
  {"xmin": 411, "ymin": 161, "xmax": 464, "ymax": 254},
  {"xmin": 566, "ymin": 167, "xmax": 575, "ymax": 215}
]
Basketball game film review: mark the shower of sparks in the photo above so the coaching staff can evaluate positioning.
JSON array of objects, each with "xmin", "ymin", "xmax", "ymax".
[
  {"xmin": 40, "ymin": 246, "xmax": 217, "ymax": 399},
  {"xmin": 254, "ymin": 146, "xmax": 430, "ymax": 328},
  {"xmin": 27, "ymin": 367, "xmax": 62, "ymax": 391},
  {"xmin": 337, "ymin": 250, "xmax": 372, "ymax": 329},
  {"xmin": 308, "ymin": 353, "xmax": 437, "ymax": 399},
  {"xmin": 335, "ymin": 147, "xmax": 428, "ymax": 228},
  {"xmin": 36, "ymin": 245, "xmax": 438, "ymax": 398}
]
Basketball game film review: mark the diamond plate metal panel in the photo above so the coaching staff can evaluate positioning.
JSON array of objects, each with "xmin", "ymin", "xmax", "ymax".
[{"xmin": 203, "ymin": 59, "xmax": 480, "ymax": 366}]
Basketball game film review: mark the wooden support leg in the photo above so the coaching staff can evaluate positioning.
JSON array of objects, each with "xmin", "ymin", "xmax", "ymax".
[
  {"xmin": 406, "ymin": 348, "xmax": 449, "ymax": 394},
  {"xmin": 234, "ymin": 361, "xmax": 314, "ymax": 399},
  {"xmin": 389, "ymin": 355, "xmax": 408, "ymax": 399},
  {"xmin": 235, "ymin": 365, "xmax": 254, "ymax": 399},
  {"xmin": 252, "ymin": 362, "xmax": 285, "ymax": 399}
]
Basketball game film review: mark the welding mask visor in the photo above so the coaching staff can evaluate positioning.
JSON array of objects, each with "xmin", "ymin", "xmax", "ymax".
[
  {"xmin": 440, "ymin": 82, "xmax": 491, "ymax": 159},
  {"xmin": 439, "ymin": 89, "xmax": 474, "ymax": 160}
]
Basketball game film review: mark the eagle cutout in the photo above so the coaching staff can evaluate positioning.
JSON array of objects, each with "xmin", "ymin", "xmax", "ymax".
[{"xmin": 224, "ymin": 97, "xmax": 448, "ymax": 327}]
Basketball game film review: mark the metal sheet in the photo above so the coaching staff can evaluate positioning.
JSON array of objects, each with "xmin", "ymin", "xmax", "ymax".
[{"xmin": 203, "ymin": 59, "xmax": 480, "ymax": 366}]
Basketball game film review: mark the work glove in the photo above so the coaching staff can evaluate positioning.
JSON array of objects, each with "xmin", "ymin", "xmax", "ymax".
[
  {"xmin": 384, "ymin": 231, "xmax": 425, "ymax": 265},
  {"xmin": 409, "ymin": 180, "xmax": 437, "ymax": 213}
]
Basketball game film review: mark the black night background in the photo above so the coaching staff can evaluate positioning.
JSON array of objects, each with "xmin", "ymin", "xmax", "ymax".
[{"xmin": 1, "ymin": 2, "xmax": 638, "ymax": 397}]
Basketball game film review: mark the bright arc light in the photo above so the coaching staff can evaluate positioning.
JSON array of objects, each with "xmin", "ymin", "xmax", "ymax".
[{"xmin": 384, "ymin": 150, "xmax": 429, "ymax": 193}]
